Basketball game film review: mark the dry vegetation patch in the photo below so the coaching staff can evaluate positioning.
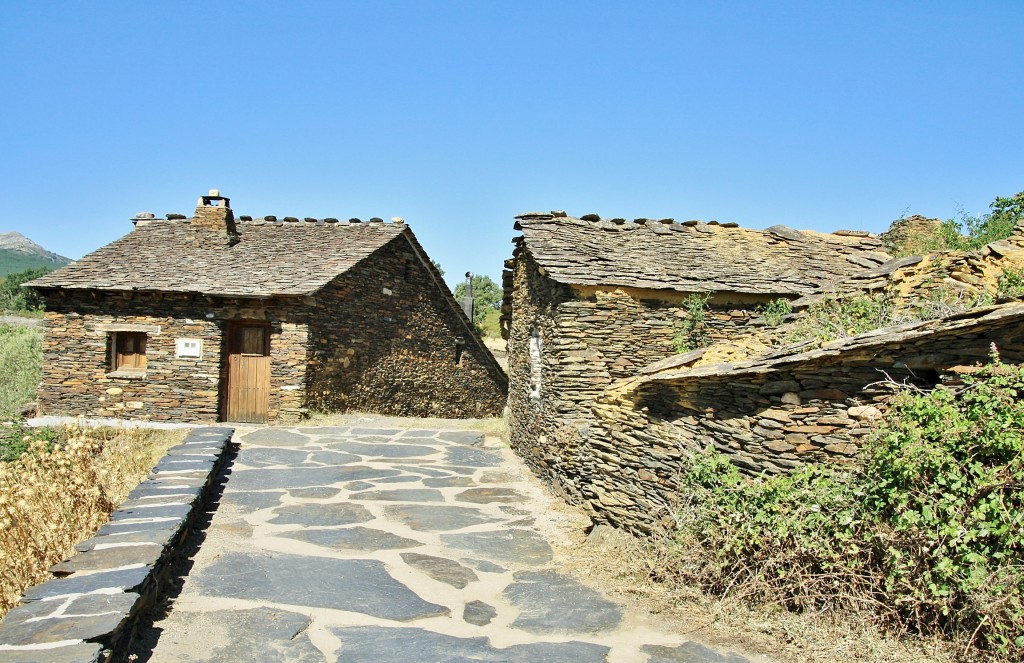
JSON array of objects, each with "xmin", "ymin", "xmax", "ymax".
[
  {"xmin": 0, "ymin": 423, "xmax": 185, "ymax": 617},
  {"xmin": 556, "ymin": 523, "xmax": 956, "ymax": 663}
]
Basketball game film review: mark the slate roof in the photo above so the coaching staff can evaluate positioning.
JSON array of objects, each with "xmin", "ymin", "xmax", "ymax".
[
  {"xmin": 513, "ymin": 212, "xmax": 890, "ymax": 296},
  {"xmin": 28, "ymin": 218, "xmax": 409, "ymax": 298}
]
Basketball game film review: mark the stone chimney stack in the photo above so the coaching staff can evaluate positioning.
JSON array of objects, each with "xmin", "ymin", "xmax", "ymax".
[{"xmin": 191, "ymin": 189, "xmax": 237, "ymax": 235}]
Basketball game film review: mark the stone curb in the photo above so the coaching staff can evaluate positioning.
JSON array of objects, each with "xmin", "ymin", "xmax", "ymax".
[{"xmin": 0, "ymin": 427, "xmax": 235, "ymax": 663}]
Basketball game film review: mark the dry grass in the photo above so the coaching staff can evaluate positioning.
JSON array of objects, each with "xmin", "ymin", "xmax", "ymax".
[
  {"xmin": 0, "ymin": 424, "xmax": 185, "ymax": 618},
  {"xmin": 554, "ymin": 523, "xmax": 960, "ymax": 663}
]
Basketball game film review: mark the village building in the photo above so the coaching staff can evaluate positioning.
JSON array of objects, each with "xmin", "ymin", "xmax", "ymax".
[
  {"xmin": 500, "ymin": 212, "xmax": 894, "ymax": 513},
  {"xmin": 501, "ymin": 210, "xmax": 1024, "ymax": 534},
  {"xmin": 27, "ymin": 191, "xmax": 507, "ymax": 424}
]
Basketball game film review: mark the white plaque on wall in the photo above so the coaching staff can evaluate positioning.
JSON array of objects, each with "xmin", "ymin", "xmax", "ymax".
[{"xmin": 176, "ymin": 338, "xmax": 202, "ymax": 358}]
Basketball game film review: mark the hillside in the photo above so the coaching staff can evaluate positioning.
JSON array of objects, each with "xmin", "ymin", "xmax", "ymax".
[{"xmin": 0, "ymin": 232, "xmax": 71, "ymax": 277}]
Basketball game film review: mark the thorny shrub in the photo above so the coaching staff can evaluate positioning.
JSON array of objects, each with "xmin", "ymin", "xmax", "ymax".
[
  {"xmin": 0, "ymin": 424, "xmax": 184, "ymax": 617},
  {"xmin": 662, "ymin": 357, "xmax": 1024, "ymax": 660}
]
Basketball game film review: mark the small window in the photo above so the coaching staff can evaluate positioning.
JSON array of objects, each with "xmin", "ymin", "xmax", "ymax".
[
  {"xmin": 404, "ymin": 259, "xmax": 414, "ymax": 283},
  {"xmin": 113, "ymin": 332, "xmax": 147, "ymax": 373},
  {"xmin": 176, "ymin": 338, "xmax": 202, "ymax": 358},
  {"xmin": 455, "ymin": 338, "xmax": 465, "ymax": 365}
]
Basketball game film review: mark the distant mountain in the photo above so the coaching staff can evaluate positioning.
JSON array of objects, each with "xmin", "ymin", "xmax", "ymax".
[{"xmin": 0, "ymin": 232, "xmax": 72, "ymax": 277}]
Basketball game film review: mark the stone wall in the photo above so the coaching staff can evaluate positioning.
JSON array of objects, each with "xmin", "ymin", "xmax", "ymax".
[
  {"xmin": 576, "ymin": 306, "xmax": 1024, "ymax": 534},
  {"xmin": 36, "ymin": 292, "xmax": 308, "ymax": 423},
  {"xmin": 505, "ymin": 249, "xmax": 772, "ymax": 500},
  {"xmin": 36, "ymin": 236, "xmax": 507, "ymax": 423},
  {"xmin": 878, "ymin": 214, "xmax": 943, "ymax": 254},
  {"xmin": 841, "ymin": 222, "xmax": 1024, "ymax": 305},
  {"xmin": 304, "ymin": 236, "xmax": 508, "ymax": 418}
]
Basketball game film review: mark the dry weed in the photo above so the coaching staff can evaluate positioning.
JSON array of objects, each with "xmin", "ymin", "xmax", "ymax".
[
  {"xmin": 562, "ymin": 524, "xmax": 959, "ymax": 663},
  {"xmin": 0, "ymin": 425, "xmax": 184, "ymax": 618}
]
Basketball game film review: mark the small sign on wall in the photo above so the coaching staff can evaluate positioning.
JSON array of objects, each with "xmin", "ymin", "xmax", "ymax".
[{"xmin": 176, "ymin": 338, "xmax": 202, "ymax": 358}]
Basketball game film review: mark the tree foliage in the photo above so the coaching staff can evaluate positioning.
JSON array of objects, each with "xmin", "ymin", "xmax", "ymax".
[
  {"xmin": 454, "ymin": 274, "xmax": 502, "ymax": 337},
  {"xmin": 888, "ymin": 190, "xmax": 1024, "ymax": 257},
  {"xmin": 0, "ymin": 268, "xmax": 50, "ymax": 312}
]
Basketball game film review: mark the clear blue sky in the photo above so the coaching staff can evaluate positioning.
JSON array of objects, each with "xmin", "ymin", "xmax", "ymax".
[{"xmin": 1, "ymin": 2, "xmax": 1022, "ymax": 287}]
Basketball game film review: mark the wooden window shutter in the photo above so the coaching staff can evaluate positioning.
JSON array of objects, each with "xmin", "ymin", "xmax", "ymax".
[{"xmin": 114, "ymin": 332, "xmax": 148, "ymax": 372}]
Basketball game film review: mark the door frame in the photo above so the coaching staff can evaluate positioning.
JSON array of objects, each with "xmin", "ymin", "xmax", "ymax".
[{"xmin": 221, "ymin": 321, "xmax": 272, "ymax": 423}]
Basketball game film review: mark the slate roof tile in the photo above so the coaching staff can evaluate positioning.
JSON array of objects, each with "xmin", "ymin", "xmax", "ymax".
[
  {"xmin": 28, "ymin": 219, "xmax": 408, "ymax": 298},
  {"xmin": 515, "ymin": 214, "xmax": 889, "ymax": 296}
]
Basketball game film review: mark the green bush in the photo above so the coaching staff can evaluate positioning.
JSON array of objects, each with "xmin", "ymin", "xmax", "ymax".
[
  {"xmin": 664, "ymin": 359, "xmax": 1024, "ymax": 659},
  {"xmin": 788, "ymin": 294, "xmax": 894, "ymax": 343},
  {"xmin": 893, "ymin": 191, "xmax": 1024, "ymax": 257},
  {"xmin": 863, "ymin": 360, "xmax": 1024, "ymax": 655},
  {"xmin": 997, "ymin": 267, "xmax": 1024, "ymax": 299},
  {"xmin": 670, "ymin": 449, "xmax": 866, "ymax": 611},
  {"xmin": 672, "ymin": 292, "xmax": 711, "ymax": 352},
  {"xmin": 0, "ymin": 324, "xmax": 42, "ymax": 418},
  {"xmin": 756, "ymin": 298, "xmax": 793, "ymax": 327},
  {"xmin": 0, "ymin": 422, "xmax": 57, "ymax": 462},
  {"xmin": 954, "ymin": 191, "xmax": 1023, "ymax": 250}
]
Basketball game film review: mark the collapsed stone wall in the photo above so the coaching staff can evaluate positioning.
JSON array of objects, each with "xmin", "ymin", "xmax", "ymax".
[
  {"xmin": 846, "ymin": 230, "xmax": 1024, "ymax": 307},
  {"xmin": 878, "ymin": 214, "xmax": 943, "ymax": 254},
  {"xmin": 576, "ymin": 308, "xmax": 1024, "ymax": 534},
  {"xmin": 506, "ymin": 220, "xmax": 1024, "ymax": 535},
  {"xmin": 304, "ymin": 236, "xmax": 508, "ymax": 418}
]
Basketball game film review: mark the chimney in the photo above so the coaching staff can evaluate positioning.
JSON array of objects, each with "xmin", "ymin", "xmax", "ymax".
[{"xmin": 191, "ymin": 189, "xmax": 237, "ymax": 235}]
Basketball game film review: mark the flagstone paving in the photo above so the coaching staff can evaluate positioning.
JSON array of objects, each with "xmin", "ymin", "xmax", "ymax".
[{"xmin": 138, "ymin": 425, "xmax": 761, "ymax": 662}]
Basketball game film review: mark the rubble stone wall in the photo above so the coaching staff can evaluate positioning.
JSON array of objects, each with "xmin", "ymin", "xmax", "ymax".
[
  {"xmin": 578, "ymin": 318, "xmax": 1024, "ymax": 534},
  {"xmin": 36, "ymin": 293, "xmax": 306, "ymax": 423},
  {"xmin": 505, "ymin": 250, "xmax": 770, "ymax": 502},
  {"xmin": 304, "ymin": 236, "xmax": 508, "ymax": 418}
]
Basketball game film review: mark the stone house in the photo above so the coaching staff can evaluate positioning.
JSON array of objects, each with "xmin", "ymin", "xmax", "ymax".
[
  {"xmin": 501, "ymin": 211, "xmax": 892, "ymax": 504},
  {"xmin": 27, "ymin": 191, "xmax": 507, "ymax": 424},
  {"xmin": 503, "ymin": 210, "xmax": 1024, "ymax": 535}
]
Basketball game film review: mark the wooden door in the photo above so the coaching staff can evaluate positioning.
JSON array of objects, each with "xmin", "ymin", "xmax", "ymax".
[{"xmin": 225, "ymin": 323, "xmax": 270, "ymax": 423}]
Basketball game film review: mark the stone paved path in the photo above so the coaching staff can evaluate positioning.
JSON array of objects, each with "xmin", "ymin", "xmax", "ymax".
[{"xmin": 137, "ymin": 425, "xmax": 758, "ymax": 662}]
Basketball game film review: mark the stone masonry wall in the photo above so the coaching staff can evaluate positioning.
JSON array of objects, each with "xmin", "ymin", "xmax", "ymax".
[
  {"xmin": 574, "ymin": 313, "xmax": 1024, "ymax": 534},
  {"xmin": 506, "ymin": 249, "xmax": 770, "ymax": 503},
  {"xmin": 304, "ymin": 236, "xmax": 508, "ymax": 419},
  {"xmin": 37, "ymin": 292, "xmax": 309, "ymax": 423}
]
